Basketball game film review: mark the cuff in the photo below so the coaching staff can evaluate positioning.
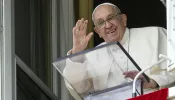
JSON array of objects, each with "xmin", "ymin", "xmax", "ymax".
[
  {"xmin": 67, "ymin": 49, "xmax": 73, "ymax": 55},
  {"xmin": 67, "ymin": 49, "xmax": 86, "ymax": 63},
  {"xmin": 149, "ymin": 74, "xmax": 168, "ymax": 89}
]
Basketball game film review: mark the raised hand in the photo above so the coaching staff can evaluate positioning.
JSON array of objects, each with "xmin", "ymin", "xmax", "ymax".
[{"xmin": 72, "ymin": 18, "xmax": 93, "ymax": 54}]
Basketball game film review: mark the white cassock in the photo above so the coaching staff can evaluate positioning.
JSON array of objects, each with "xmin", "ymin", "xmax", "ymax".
[{"xmin": 63, "ymin": 27, "xmax": 175, "ymax": 100}]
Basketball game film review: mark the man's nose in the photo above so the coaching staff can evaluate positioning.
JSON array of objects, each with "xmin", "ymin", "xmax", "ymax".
[{"xmin": 105, "ymin": 21, "xmax": 112, "ymax": 28}]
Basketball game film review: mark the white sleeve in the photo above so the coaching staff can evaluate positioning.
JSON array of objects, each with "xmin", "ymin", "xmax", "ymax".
[
  {"xmin": 158, "ymin": 27, "xmax": 167, "ymax": 69},
  {"xmin": 150, "ymin": 27, "xmax": 175, "ymax": 88},
  {"xmin": 63, "ymin": 51, "xmax": 93, "ymax": 94}
]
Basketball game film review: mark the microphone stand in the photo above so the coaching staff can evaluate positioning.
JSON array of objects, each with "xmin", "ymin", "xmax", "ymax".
[{"xmin": 132, "ymin": 54, "xmax": 171, "ymax": 97}]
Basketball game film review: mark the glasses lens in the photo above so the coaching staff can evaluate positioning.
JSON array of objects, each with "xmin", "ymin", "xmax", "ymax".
[{"xmin": 96, "ymin": 13, "xmax": 120, "ymax": 28}]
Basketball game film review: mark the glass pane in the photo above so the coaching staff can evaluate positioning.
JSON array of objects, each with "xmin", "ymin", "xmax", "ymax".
[
  {"xmin": 15, "ymin": 0, "xmax": 52, "ymax": 88},
  {"xmin": 17, "ymin": 66, "xmax": 51, "ymax": 100},
  {"xmin": 53, "ymin": 42, "xmax": 148, "ymax": 99}
]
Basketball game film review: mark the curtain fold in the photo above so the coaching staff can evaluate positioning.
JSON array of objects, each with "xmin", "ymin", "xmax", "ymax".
[{"xmin": 57, "ymin": 0, "xmax": 75, "ymax": 100}]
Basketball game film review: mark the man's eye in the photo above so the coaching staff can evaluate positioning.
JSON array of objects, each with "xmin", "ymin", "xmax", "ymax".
[
  {"xmin": 98, "ymin": 21, "xmax": 104, "ymax": 25},
  {"xmin": 108, "ymin": 16, "xmax": 114, "ymax": 20}
]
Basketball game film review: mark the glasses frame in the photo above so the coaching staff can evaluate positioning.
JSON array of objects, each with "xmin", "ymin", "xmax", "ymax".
[{"xmin": 95, "ymin": 13, "xmax": 122, "ymax": 29}]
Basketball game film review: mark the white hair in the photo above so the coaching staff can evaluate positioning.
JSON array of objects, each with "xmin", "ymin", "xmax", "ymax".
[{"xmin": 92, "ymin": 3, "xmax": 121, "ymax": 23}]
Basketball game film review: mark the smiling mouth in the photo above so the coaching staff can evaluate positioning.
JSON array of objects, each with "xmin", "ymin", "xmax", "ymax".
[{"xmin": 107, "ymin": 28, "xmax": 116, "ymax": 34}]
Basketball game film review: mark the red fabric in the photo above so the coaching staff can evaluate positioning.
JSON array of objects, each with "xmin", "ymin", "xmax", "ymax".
[{"xmin": 128, "ymin": 88, "xmax": 168, "ymax": 100}]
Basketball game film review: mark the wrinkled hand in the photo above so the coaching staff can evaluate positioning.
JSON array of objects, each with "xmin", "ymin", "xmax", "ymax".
[
  {"xmin": 123, "ymin": 70, "xmax": 158, "ymax": 88},
  {"xmin": 72, "ymin": 18, "xmax": 93, "ymax": 54}
]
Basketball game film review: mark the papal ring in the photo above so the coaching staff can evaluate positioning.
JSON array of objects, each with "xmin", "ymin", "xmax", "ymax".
[{"xmin": 76, "ymin": 30, "xmax": 79, "ymax": 32}]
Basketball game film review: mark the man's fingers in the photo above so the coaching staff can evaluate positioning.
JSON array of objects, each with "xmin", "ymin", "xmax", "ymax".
[
  {"xmin": 124, "ymin": 75, "xmax": 134, "ymax": 79},
  {"xmin": 125, "ymin": 74, "xmax": 144, "ymax": 80},
  {"xmin": 80, "ymin": 18, "xmax": 84, "ymax": 30},
  {"xmin": 73, "ymin": 27, "xmax": 76, "ymax": 35},
  {"xmin": 86, "ymin": 32, "xmax": 93, "ymax": 42},
  {"xmin": 123, "ymin": 71, "xmax": 144, "ymax": 80},
  {"xmin": 76, "ymin": 20, "xmax": 80, "ymax": 30},
  {"xmin": 124, "ymin": 75, "xmax": 135, "ymax": 79},
  {"xmin": 123, "ymin": 71, "xmax": 134, "ymax": 75},
  {"xmin": 123, "ymin": 70, "xmax": 140, "ymax": 80},
  {"xmin": 83, "ymin": 20, "xmax": 88, "ymax": 34},
  {"xmin": 73, "ymin": 27, "xmax": 79, "ymax": 36},
  {"xmin": 123, "ymin": 70, "xmax": 138, "ymax": 75}
]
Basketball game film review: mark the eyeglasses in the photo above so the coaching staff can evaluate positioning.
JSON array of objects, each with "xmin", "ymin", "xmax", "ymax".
[{"xmin": 95, "ymin": 13, "xmax": 121, "ymax": 29}]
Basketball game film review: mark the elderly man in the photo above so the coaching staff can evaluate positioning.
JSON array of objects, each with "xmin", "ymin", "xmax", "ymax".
[{"xmin": 63, "ymin": 2, "xmax": 175, "ymax": 100}]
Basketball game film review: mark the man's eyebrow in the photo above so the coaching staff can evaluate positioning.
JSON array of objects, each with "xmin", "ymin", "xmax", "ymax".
[
  {"xmin": 96, "ymin": 14, "xmax": 114, "ymax": 22},
  {"xmin": 96, "ymin": 18, "xmax": 104, "ymax": 23},
  {"xmin": 107, "ymin": 14, "xmax": 115, "ymax": 17}
]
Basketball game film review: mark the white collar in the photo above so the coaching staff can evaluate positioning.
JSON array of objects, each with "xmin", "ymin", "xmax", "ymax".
[{"xmin": 120, "ymin": 28, "xmax": 130, "ymax": 45}]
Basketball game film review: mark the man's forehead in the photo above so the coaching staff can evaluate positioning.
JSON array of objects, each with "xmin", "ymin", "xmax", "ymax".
[
  {"xmin": 95, "ymin": 5, "xmax": 114, "ymax": 13},
  {"xmin": 92, "ymin": 3, "xmax": 118, "ymax": 15},
  {"xmin": 93, "ymin": 5, "xmax": 115, "ymax": 20}
]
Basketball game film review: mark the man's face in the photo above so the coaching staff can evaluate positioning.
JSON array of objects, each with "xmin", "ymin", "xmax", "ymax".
[{"xmin": 93, "ymin": 5, "xmax": 127, "ymax": 42}]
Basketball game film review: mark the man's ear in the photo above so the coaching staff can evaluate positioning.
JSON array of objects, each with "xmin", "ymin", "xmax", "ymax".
[
  {"xmin": 94, "ymin": 27, "xmax": 102, "ymax": 38},
  {"xmin": 121, "ymin": 14, "xmax": 127, "ymax": 27}
]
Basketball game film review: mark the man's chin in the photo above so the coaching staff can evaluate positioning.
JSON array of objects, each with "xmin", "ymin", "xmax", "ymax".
[
  {"xmin": 106, "ymin": 38, "xmax": 119, "ymax": 43},
  {"xmin": 107, "ymin": 39, "xmax": 118, "ymax": 43}
]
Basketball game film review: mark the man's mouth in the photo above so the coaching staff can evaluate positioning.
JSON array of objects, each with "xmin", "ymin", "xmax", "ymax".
[{"xmin": 107, "ymin": 28, "xmax": 116, "ymax": 34}]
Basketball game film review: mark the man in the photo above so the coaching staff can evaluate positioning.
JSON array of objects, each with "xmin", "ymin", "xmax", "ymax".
[{"xmin": 63, "ymin": 2, "xmax": 175, "ymax": 100}]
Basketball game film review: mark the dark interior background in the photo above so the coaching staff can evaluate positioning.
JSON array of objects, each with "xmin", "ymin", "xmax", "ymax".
[{"xmin": 93, "ymin": 0, "xmax": 166, "ymax": 46}]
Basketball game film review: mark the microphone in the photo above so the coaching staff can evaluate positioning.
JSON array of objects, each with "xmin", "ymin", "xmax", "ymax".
[{"xmin": 132, "ymin": 54, "xmax": 171, "ymax": 98}]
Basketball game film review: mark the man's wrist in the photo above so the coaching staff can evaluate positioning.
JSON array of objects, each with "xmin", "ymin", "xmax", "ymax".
[
  {"xmin": 148, "ymin": 79, "xmax": 159, "ymax": 88},
  {"xmin": 72, "ymin": 48, "xmax": 81, "ymax": 54},
  {"xmin": 67, "ymin": 49, "xmax": 86, "ymax": 63},
  {"xmin": 143, "ymin": 79, "xmax": 159, "ymax": 89}
]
